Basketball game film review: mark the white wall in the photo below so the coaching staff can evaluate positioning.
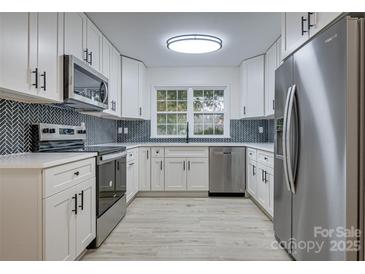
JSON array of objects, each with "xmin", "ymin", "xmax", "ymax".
[{"xmin": 144, "ymin": 66, "xmax": 241, "ymax": 119}]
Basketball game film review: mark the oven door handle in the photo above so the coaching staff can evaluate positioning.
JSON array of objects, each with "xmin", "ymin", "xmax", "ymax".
[{"xmin": 99, "ymin": 151, "xmax": 127, "ymax": 164}]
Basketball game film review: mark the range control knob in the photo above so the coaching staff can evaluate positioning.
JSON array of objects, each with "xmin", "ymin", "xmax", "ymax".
[
  {"xmin": 42, "ymin": 128, "xmax": 50, "ymax": 134},
  {"xmin": 77, "ymin": 130, "xmax": 87, "ymax": 134},
  {"xmin": 49, "ymin": 128, "xmax": 56, "ymax": 134}
]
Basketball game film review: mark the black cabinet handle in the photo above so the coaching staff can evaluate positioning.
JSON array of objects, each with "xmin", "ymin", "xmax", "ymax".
[
  {"xmin": 301, "ymin": 16, "xmax": 308, "ymax": 36},
  {"xmin": 308, "ymin": 12, "xmax": 315, "ymax": 30},
  {"xmin": 88, "ymin": 51, "xmax": 93, "ymax": 65},
  {"xmin": 139, "ymin": 107, "xmax": 142, "ymax": 116},
  {"xmin": 252, "ymin": 165, "xmax": 256, "ymax": 176},
  {"xmin": 183, "ymin": 161, "xmax": 185, "ymax": 170},
  {"xmin": 117, "ymin": 161, "xmax": 120, "ymax": 170},
  {"xmin": 32, "ymin": 68, "xmax": 38, "ymax": 88},
  {"xmin": 84, "ymin": 48, "xmax": 89, "ymax": 62},
  {"xmin": 160, "ymin": 160, "xmax": 163, "ymax": 170},
  {"xmin": 262, "ymin": 170, "xmax": 265, "ymax": 182},
  {"xmin": 40, "ymin": 71, "xmax": 46, "ymax": 91},
  {"xmin": 72, "ymin": 194, "xmax": 78, "ymax": 215},
  {"xmin": 78, "ymin": 190, "xmax": 84, "ymax": 210},
  {"xmin": 188, "ymin": 161, "xmax": 190, "ymax": 170},
  {"xmin": 74, "ymin": 171, "xmax": 80, "ymax": 176},
  {"xmin": 272, "ymin": 99, "xmax": 275, "ymax": 110},
  {"xmin": 264, "ymin": 171, "xmax": 268, "ymax": 183},
  {"xmin": 243, "ymin": 106, "xmax": 246, "ymax": 115},
  {"xmin": 147, "ymin": 150, "xmax": 149, "ymax": 160}
]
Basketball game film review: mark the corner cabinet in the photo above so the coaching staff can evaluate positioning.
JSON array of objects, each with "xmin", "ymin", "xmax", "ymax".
[
  {"xmin": 121, "ymin": 56, "xmax": 147, "ymax": 119},
  {"xmin": 0, "ymin": 157, "xmax": 96, "ymax": 260},
  {"xmin": 240, "ymin": 55, "xmax": 265, "ymax": 118},
  {"xmin": 0, "ymin": 12, "xmax": 63, "ymax": 103},
  {"xmin": 281, "ymin": 12, "xmax": 342, "ymax": 60}
]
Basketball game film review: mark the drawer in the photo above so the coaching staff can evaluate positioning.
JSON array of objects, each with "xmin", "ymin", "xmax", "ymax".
[
  {"xmin": 257, "ymin": 150, "xmax": 274, "ymax": 167},
  {"xmin": 151, "ymin": 147, "xmax": 164, "ymax": 158},
  {"xmin": 43, "ymin": 158, "xmax": 95, "ymax": 198},
  {"xmin": 165, "ymin": 147, "xmax": 208, "ymax": 158},
  {"xmin": 247, "ymin": 148, "xmax": 257, "ymax": 161},
  {"xmin": 127, "ymin": 148, "xmax": 138, "ymax": 162}
]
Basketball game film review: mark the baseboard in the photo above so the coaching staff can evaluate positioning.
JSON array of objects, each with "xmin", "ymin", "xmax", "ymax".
[{"xmin": 137, "ymin": 191, "xmax": 209, "ymax": 198}]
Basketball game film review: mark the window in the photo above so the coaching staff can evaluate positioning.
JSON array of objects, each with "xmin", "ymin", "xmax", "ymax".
[{"xmin": 152, "ymin": 86, "xmax": 230, "ymax": 138}]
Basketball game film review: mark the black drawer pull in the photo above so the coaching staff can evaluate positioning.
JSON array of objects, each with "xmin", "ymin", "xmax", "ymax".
[
  {"xmin": 78, "ymin": 190, "xmax": 84, "ymax": 210},
  {"xmin": 72, "ymin": 194, "xmax": 77, "ymax": 215}
]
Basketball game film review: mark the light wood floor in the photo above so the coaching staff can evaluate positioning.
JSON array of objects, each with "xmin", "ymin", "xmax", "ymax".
[{"xmin": 83, "ymin": 197, "xmax": 290, "ymax": 260}]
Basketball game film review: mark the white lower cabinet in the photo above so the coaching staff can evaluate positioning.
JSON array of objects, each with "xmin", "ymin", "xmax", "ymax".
[
  {"xmin": 246, "ymin": 158, "xmax": 257, "ymax": 197},
  {"xmin": 246, "ymin": 148, "xmax": 274, "ymax": 218},
  {"xmin": 165, "ymin": 158, "xmax": 187, "ymax": 191},
  {"xmin": 44, "ymin": 185, "xmax": 77, "ymax": 261},
  {"xmin": 126, "ymin": 148, "xmax": 139, "ymax": 203},
  {"xmin": 0, "ymin": 157, "xmax": 96, "ymax": 260},
  {"xmin": 151, "ymin": 158, "xmax": 165, "ymax": 191},
  {"xmin": 138, "ymin": 147, "xmax": 151, "ymax": 191},
  {"xmin": 186, "ymin": 158, "xmax": 209, "ymax": 191}
]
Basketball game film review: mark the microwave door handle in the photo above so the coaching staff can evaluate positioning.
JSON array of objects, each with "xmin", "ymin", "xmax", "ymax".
[{"xmin": 102, "ymin": 81, "xmax": 109, "ymax": 105}]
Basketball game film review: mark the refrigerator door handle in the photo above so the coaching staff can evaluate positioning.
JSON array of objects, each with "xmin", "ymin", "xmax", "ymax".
[
  {"xmin": 282, "ymin": 86, "xmax": 293, "ymax": 193},
  {"xmin": 286, "ymin": 84, "xmax": 299, "ymax": 194}
]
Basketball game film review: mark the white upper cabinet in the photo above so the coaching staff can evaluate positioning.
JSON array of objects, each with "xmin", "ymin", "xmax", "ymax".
[
  {"xmin": 36, "ymin": 13, "xmax": 63, "ymax": 102},
  {"xmin": 121, "ymin": 56, "xmax": 140, "ymax": 119},
  {"xmin": 138, "ymin": 62, "xmax": 147, "ymax": 119},
  {"xmin": 240, "ymin": 55, "xmax": 265, "ymax": 118},
  {"xmin": 101, "ymin": 37, "xmax": 111, "ymax": 79},
  {"xmin": 0, "ymin": 12, "xmax": 62, "ymax": 102},
  {"xmin": 64, "ymin": 12, "xmax": 87, "ymax": 62},
  {"xmin": 0, "ymin": 13, "xmax": 35, "ymax": 97},
  {"xmin": 281, "ymin": 12, "xmax": 341, "ymax": 61},
  {"xmin": 264, "ymin": 38, "xmax": 281, "ymax": 117},
  {"xmin": 86, "ymin": 19, "xmax": 102, "ymax": 72},
  {"xmin": 64, "ymin": 13, "xmax": 102, "ymax": 73}
]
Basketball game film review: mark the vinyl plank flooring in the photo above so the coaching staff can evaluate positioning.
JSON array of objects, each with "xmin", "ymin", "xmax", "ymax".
[{"xmin": 82, "ymin": 197, "xmax": 290, "ymax": 261}]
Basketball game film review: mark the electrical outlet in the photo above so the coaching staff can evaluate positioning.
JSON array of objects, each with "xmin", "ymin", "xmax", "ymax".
[
  {"xmin": 258, "ymin": 126, "xmax": 264, "ymax": 134},
  {"xmin": 124, "ymin": 127, "xmax": 128, "ymax": 134},
  {"xmin": 117, "ymin": 127, "xmax": 123, "ymax": 134}
]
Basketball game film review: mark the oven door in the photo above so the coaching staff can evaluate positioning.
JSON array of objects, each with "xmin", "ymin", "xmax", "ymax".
[{"xmin": 96, "ymin": 153, "xmax": 126, "ymax": 218}]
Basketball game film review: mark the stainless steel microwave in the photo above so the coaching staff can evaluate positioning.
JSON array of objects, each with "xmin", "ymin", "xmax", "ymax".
[{"xmin": 63, "ymin": 55, "xmax": 108, "ymax": 111}]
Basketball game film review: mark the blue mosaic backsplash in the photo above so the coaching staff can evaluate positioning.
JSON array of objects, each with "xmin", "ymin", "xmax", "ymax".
[
  {"xmin": 0, "ymin": 98, "xmax": 117, "ymax": 155},
  {"xmin": 0, "ymin": 97, "xmax": 274, "ymax": 155},
  {"xmin": 117, "ymin": 119, "xmax": 274, "ymax": 143}
]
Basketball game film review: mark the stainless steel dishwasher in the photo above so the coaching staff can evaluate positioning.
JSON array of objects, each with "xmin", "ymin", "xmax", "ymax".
[{"xmin": 209, "ymin": 147, "xmax": 246, "ymax": 195}]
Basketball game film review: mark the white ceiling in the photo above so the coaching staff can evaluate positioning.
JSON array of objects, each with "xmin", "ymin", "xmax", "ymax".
[{"xmin": 87, "ymin": 13, "xmax": 281, "ymax": 67}]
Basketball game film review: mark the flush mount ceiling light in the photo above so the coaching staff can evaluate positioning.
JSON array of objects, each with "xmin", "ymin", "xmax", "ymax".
[{"xmin": 166, "ymin": 34, "xmax": 222, "ymax": 54}]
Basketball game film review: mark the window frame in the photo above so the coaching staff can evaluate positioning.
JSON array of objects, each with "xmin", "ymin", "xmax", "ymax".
[{"xmin": 151, "ymin": 85, "xmax": 231, "ymax": 139}]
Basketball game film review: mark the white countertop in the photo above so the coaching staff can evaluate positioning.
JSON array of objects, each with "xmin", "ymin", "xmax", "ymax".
[
  {"xmin": 0, "ymin": 152, "xmax": 97, "ymax": 169},
  {"xmin": 94, "ymin": 142, "xmax": 274, "ymax": 153}
]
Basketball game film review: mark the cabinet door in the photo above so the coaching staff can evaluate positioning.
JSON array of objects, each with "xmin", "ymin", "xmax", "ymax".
[
  {"xmin": 264, "ymin": 43, "xmax": 277, "ymax": 117},
  {"xmin": 139, "ymin": 148, "xmax": 151, "ymax": 191},
  {"xmin": 165, "ymin": 158, "xmax": 187, "ymax": 191},
  {"xmin": 186, "ymin": 158, "xmax": 208, "ymax": 191},
  {"xmin": 121, "ymin": 56, "xmax": 139, "ymax": 118},
  {"xmin": 266, "ymin": 168, "xmax": 274, "ymax": 217},
  {"xmin": 64, "ymin": 12, "xmax": 86, "ymax": 62},
  {"xmin": 126, "ymin": 160, "xmax": 137, "ymax": 203},
  {"xmin": 246, "ymin": 159, "xmax": 258, "ymax": 197},
  {"xmin": 282, "ymin": 12, "xmax": 309, "ymax": 59},
  {"xmin": 37, "ymin": 12, "xmax": 62, "ymax": 102},
  {"xmin": 86, "ymin": 19, "xmax": 102, "ymax": 72},
  {"xmin": 104, "ymin": 46, "xmax": 120, "ymax": 116},
  {"xmin": 276, "ymin": 38, "xmax": 282, "ymax": 66},
  {"xmin": 239, "ymin": 61, "xmax": 248, "ymax": 118},
  {"xmin": 245, "ymin": 55, "xmax": 265, "ymax": 118},
  {"xmin": 102, "ymin": 37, "xmax": 111, "ymax": 78},
  {"xmin": 138, "ymin": 62, "xmax": 146, "ymax": 119},
  {"xmin": 308, "ymin": 12, "xmax": 341, "ymax": 37},
  {"xmin": 0, "ymin": 13, "xmax": 36, "ymax": 96},
  {"xmin": 75, "ymin": 178, "xmax": 96, "ymax": 256},
  {"xmin": 151, "ymin": 158, "xmax": 164, "ymax": 191},
  {"xmin": 43, "ymin": 186, "xmax": 76, "ymax": 261}
]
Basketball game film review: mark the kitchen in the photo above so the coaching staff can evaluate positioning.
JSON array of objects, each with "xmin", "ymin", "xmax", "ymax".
[{"xmin": 0, "ymin": 2, "xmax": 365, "ymax": 269}]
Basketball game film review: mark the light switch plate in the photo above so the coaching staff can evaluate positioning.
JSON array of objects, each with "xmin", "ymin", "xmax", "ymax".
[
  {"xmin": 124, "ymin": 127, "xmax": 128, "ymax": 134},
  {"xmin": 117, "ymin": 127, "xmax": 123, "ymax": 134},
  {"xmin": 258, "ymin": 126, "xmax": 264, "ymax": 134}
]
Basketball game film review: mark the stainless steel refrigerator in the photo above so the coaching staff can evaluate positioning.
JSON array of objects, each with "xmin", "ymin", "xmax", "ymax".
[{"xmin": 274, "ymin": 16, "xmax": 365, "ymax": 261}]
